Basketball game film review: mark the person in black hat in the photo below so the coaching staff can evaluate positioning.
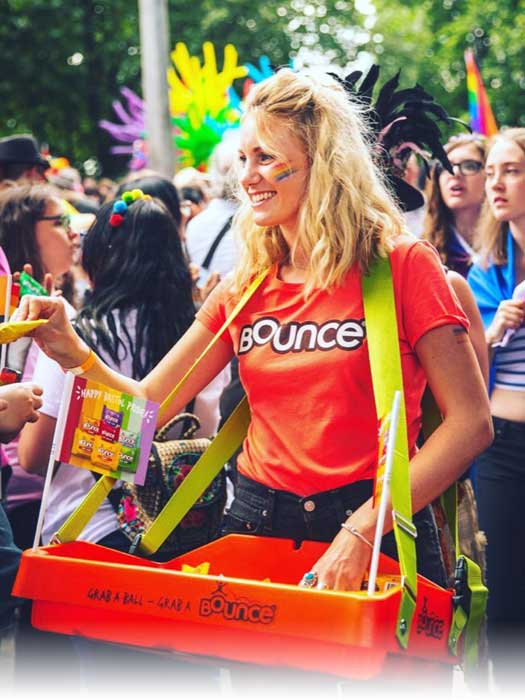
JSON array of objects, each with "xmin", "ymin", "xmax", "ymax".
[{"xmin": 0, "ymin": 134, "xmax": 49, "ymax": 186}]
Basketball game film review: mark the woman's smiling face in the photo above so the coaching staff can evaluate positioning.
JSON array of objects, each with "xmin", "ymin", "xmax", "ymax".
[{"xmin": 238, "ymin": 112, "xmax": 309, "ymax": 238}]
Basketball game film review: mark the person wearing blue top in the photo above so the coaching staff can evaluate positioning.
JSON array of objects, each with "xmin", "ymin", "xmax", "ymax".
[{"xmin": 467, "ymin": 127, "xmax": 525, "ymax": 682}]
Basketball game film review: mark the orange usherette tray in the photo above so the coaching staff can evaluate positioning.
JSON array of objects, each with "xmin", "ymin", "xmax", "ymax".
[{"xmin": 13, "ymin": 535, "xmax": 457, "ymax": 679}]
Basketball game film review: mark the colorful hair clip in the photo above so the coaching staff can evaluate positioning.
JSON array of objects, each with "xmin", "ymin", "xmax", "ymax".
[{"xmin": 109, "ymin": 189, "xmax": 151, "ymax": 228}]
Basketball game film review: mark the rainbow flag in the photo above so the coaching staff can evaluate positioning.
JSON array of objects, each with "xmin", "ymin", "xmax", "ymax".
[{"xmin": 464, "ymin": 49, "xmax": 498, "ymax": 136}]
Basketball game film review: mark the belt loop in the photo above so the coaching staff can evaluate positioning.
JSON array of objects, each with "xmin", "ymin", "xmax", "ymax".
[{"xmin": 261, "ymin": 488, "xmax": 275, "ymax": 529}]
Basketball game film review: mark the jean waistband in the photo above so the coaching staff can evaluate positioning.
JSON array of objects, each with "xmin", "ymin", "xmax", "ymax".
[
  {"xmin": 492, "ymin": 415, "xmax": 525, "ymax": 436},
  {"xmin": 236, "ymin": 472, "xmax": 374, "ymax": 517}
]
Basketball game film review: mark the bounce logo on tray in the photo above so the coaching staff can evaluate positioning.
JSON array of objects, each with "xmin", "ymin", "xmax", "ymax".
[{"xmin": 199, "ymin": 582, "xmax": 276, "ymax": 624}]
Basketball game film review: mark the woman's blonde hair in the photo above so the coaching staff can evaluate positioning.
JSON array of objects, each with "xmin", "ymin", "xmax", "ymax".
[
  {"xmin": 422, "ymin": 134, "xmax": 487, "ymax": 266},
  {"xmin": 232, "ymin": 69, "xmax": 406, "ymax": 295},
  {"xmin": 477, "ymin": 127, "xmax": 525, "ymax": 266}
]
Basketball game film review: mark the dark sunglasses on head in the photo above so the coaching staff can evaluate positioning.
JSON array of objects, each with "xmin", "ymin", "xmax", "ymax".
[
  {"xmin": 36, "ymin": 213, "xmax": 71, "ymax": 229},
  {"xmin": 436, "ymin": 160, "xmax": 484, "ymax": 177}
]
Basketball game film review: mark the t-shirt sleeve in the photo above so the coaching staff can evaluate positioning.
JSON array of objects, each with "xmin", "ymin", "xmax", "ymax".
[
  {"xmin": 393, "ymin": 240, "xmax": 469, "ymax": 349},
  {"xmin": 32, "ymin": 349, "xmax": 66, "ymax": 420},
  {"xmin": 195, "ymin": 275, "xmax": 235, "ymax": 349}
]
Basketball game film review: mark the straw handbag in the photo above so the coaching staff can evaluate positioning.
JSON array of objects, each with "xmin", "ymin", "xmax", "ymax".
[{"xmin": 116, "ymin": 412, "xmax": 226, "ymax": 559}]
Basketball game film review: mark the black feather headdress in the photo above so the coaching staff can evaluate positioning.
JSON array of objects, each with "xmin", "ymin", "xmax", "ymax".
[{"xmin": 330, "ymin": 66, "xmax": 468, "ymax": 211}]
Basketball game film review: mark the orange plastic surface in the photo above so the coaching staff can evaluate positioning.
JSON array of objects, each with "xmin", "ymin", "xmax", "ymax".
[{"xmin": 13, "ymin": 535, "xmax": 458, "ymax": 679}]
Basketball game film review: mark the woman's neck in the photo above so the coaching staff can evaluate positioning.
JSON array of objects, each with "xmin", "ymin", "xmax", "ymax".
[
  {"xmin": 453, "ymin": 206, "xmax": 481, "ymax": 245},
  {"xmin": 510, "ymin": 218, "xmax": 525, "ymax": 254}
]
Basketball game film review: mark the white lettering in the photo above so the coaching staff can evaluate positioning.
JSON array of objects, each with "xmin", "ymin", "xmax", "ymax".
[
  {"xmin": 336, "ymin": 321, "xmax": 365, "ymax": 349},
  {"xmin": 272, "ymin": 324, "xmax": 298, "ymax": 352},
  {"xmin": 252, "ymin": 318, "xmax": 279, "ymax": 346},
  {"xmin": 316, "ymin": 321, "xmax": 338, "ymax": 350},
  {"xmin": 239, "ymin": 326, "xmax": 253, "ymax": 354}
]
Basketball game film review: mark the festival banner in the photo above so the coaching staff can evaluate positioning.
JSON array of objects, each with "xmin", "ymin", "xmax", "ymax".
[
  {"xmin": 464, "ymin": 49, "xmax": 498, "ymax": 136},
  {"xmin": 55, "ymin": 374, "xmax": 159, "ymax": 486}
]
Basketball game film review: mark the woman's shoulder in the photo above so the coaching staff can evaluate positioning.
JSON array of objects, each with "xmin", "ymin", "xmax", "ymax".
[{"xmin": 388, "ymin": 234, "xmax": 442, "ymax": 272}]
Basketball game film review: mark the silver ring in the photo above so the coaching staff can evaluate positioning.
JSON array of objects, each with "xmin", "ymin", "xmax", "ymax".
[
  {"xmin": 299, "ymin": 571, "xmax": 318, "ymax": 588},
  {"xmin": 316, "ymin": 582, "xmax": 329, "ymax": 590}
]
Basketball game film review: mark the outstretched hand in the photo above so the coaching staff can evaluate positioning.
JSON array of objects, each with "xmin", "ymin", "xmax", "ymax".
[{"xmin": 0, "ymin": 382, "xmax": 43, "ymax": 441}]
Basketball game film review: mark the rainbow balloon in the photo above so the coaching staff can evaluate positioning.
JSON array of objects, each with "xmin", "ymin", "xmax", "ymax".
[{"xmin": 464, "ymin": 49, "xmax": 498, "ymax": 136}]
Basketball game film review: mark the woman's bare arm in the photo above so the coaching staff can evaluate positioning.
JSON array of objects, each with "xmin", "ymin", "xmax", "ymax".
[
  {"xmin": 15, "ymin": 295, "xmax": 234, "ymax": 423},
  {"xmin": 312, "ymin": 323, "xmax": 493, "ymax": 590},
  {"xmin": 447, "ymin": 270, "xmax": 490, "ymax": 386}
]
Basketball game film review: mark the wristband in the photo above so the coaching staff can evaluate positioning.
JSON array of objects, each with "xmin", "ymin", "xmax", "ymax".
[
  {"xmin": 340, "ymin": 523, "xmax": 374, "ymax": 549},
  {"xmin": 66, "ymin": 348, "xmax": 97, "ymax": 376}
]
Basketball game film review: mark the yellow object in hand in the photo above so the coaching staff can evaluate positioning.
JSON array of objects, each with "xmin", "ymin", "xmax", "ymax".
[{"xmin": 0, "ymin": 319, "xmax": 48, "ymax": 344}]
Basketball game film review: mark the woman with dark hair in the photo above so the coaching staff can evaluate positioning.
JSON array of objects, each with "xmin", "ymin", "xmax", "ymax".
[
  {"xmin": 423, "ymin": 135, "xmax": 487, "ymax": 278},
  {"xmin": 0, "ymin": 184, "xmax": 76, "ymax": 549},
  {"xmin": 18, "ymin": 194, "xmax": 226, "ymax": 553}
]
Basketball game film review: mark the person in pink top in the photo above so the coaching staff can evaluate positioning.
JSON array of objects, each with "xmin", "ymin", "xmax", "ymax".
[{"xmin": 0, "ymin": 184, "xmax": 77, "ymax": 548}]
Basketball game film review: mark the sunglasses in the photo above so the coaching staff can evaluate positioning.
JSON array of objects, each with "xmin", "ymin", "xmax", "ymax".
[
  {"xmin": 437, "ymin": 160, "xmax": 484, "ymax": 177},
  {"xmin": 36, "ymin": 213, "xmax": 71, "ymax": 229}
]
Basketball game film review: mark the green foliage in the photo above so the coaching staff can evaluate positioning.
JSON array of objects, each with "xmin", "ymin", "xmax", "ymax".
[
  {"xmin": 374, "ymin": 0, "xmax": 525, "ymax": 132},
  {"xmin": 1, "ymin": 0, "xmax": 524, "ymax": 177}
]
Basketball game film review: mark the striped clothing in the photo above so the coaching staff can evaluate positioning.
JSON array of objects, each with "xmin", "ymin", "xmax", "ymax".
[{"xmin": 493, "ymin": 326, "xmax": 525, "ymax": 391}]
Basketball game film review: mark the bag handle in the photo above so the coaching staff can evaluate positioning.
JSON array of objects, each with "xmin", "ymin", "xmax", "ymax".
[
  {"xmin": 362, "ymin": 255, "xmax": 416, "ymax": 649},
  {"xmin": 53, "ymin": 269, "xmax": 269, "ymax": 546},
  {"xmin": 155, "ymin": 412, "xmax": 201, "ymax": 442}
]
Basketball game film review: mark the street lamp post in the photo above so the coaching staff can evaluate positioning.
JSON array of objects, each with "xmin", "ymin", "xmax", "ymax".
[{"xmin": 138, "ymin": 0, "xmax": 174, "ymax": 178}]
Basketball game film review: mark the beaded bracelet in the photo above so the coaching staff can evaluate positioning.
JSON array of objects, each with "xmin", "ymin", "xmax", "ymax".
[{"xmin": 340, "ymin": 523, "xmax": 374, "ymax": 549}]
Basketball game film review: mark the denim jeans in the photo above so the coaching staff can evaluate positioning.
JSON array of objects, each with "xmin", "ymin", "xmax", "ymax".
[
  {"xmin": 220, "ymin": 473, "xmax": 446, "ymax": 587},
  {"xmin": 476, "ymin": 416, "xmax": 525, "ymax": 630},
  {"xmin": 0, "ymin": 502, "xmax": 22, "ymax": 631}
]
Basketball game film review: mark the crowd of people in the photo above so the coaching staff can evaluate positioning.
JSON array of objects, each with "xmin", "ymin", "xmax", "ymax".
[{"xmin": 0, "ymin": 68, "xmax": 525, "ymax": 688}]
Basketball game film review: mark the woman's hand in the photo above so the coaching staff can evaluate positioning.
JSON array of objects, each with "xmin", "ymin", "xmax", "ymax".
[
  {"xmin": 486, "ymin": 299, "xmax": 525, "ymax": 345},
  {"xmin": 303, "ymin": 525, "xmax": 373, "ymax": 591},
  {"xmin": 12, "ymin": 295, "xmax": 88, "ymax": 368},
  {"xmin": 13, "ymin": 263, "xmax": 57, "ymax": 296},
  {"xmin": 0, "ymin": 382, "xmax": 43, "ymax": 441}
]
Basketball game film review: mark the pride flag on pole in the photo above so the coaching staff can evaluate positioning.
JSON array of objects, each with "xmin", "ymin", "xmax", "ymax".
[{"xmin": 464, "ymin": 48, "xmax": 498, "ymax": 136}]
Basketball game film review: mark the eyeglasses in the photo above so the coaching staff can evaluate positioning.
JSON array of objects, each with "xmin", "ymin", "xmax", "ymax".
[
  {"xmin": 36, "ymin": 213, "xmax": 71, "ymax": 229},
  {"xmin": 437, "ymin": 160, "xmax": 484, "ymax": 177}
]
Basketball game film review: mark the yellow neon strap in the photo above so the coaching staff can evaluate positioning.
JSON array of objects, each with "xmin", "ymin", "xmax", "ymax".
[{"xmin": 362, "ymin": 255, "xmax": 417, "ymax": 649}]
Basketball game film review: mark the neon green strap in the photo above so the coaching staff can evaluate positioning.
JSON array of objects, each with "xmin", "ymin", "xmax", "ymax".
[
  {"xmin": 362, "ymin": 255, "xmax": 417, "ymax": 649},
  {"xmin": 421, "ymin": 388, "xmax": 488, "ymax": 668},
  {"xmin": 55, "ymin": 270, "xmax": 269, "ymax": 547},
  {"xmin": 138, "ymin": 398, "xmax": 250, "ymax": 554}
]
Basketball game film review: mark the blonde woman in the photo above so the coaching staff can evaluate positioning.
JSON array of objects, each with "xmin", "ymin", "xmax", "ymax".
[
  {"xmin": 423, "ymin": 134, "xmax": 487, "ymax": 278},
  {"xmin": 15, "ymin": 70, "xmax": 491, "ymax": 592},
  {"xmin": 467, "ymin": 128, "xmax": 525, "ymax": 673}
]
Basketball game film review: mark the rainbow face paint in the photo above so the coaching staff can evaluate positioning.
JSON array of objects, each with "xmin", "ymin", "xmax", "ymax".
[{"xmin": 272, "ymin": 162, "xmax": 296, "ymax": 182}]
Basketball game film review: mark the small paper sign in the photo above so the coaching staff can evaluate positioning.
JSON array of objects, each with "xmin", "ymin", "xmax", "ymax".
[{"xmin": 56, "ymin": 375, "xmax": 159, "ymax": 485}]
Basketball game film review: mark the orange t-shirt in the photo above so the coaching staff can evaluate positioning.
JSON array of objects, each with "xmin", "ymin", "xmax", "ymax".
[{"xmin": 197, "ymin": 239, "xmax": 468, "ymax": 496}]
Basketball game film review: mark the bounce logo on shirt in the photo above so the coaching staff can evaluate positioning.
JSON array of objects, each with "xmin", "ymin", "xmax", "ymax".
[{"xmin": 238, "ymin": 316, "xmax": 366, "ymax": 355}]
